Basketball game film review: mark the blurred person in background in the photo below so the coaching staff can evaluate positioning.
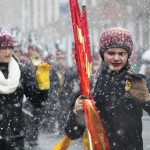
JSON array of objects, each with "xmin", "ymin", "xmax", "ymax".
[
  {"xmin": 55, "ymin": 49, "xmax": 69, "ymax": 91},
  {"xmin": 13, "ymin": 41, "xmax": 43, "ymax": 146},
  {"xmin": 92, "ymin": 53, "xmax": 101, "ymax": 73},
  {"xmin": 0, "ymin": 28, "xmax": 50, "ymax": 150},
  {"xmin": 90, "ymin": 53, "xmax": 102, "ymax": 91},
  {"xmin": 138, "ymin": 49, "xmax": 150, "ymax": 75},
  {"xmin": 136, "ymin": 47, "xmax": 146, "ymax": 73},
  {"xmin": 43, "ymin": 54, "xmax": 55, "ymax": 69},
  {"xmin": 11, "ymin": 39, "xmax": 29, "ymax": 65},
  {"xmin": 63, "ymin": 50, "xmax": 79, "ymax": 96},
  {"xmin": 22, "ymin": 45, "xmax": 44, "ymax": 147},
  {"xmin": 54, "ymin": 49, "xmax": 69, "ymax": 134},
  {"xmin": 13, "ymin": 41, "xmax": 21, "ymax": 59},
  {"xmin": 13, "ymin": 42, "xmax": 34, "ymax": 143},
  {"xmin": 13, "ymin": 41, "xmax": 30, "ymax": 66},
  {"xmin": 27, "ymin": 45, "xmax": 43, "ymax": 71},
  {"xmin": 60, "ymin": 50, "xmax": 80, "ymax": 133},
  {"xmin": 41, "ymin": 54, "xmax": 60, "ymax": 134},
  {"xmin": 19, "ymin": 52, "xmax": 29, "ymax": 65}
]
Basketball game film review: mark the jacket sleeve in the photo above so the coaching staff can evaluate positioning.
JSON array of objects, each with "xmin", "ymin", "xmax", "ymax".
[
  {"xmin": 21, "ymin": 65, "xmax": 48, "ymax": 108},
  {"xmin": 65, "ymin": 93, "xmax": 86, "ymax": 140}
]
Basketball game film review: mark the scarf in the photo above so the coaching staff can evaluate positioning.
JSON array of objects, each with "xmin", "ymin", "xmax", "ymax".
[{"xmin": 0, "ymin": 57, "xmax": 21, "ymax": 94}]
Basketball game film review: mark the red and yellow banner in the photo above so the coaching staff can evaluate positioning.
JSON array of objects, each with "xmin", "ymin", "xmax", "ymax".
[{"xmin": 53, "ymin": 0, "xmax": 110, "ymax": 149}]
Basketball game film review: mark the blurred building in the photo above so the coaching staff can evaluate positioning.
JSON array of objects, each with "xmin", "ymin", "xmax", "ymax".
[{"xmin": 0, "ymin": 0, "xmax": 150, "ymax": 65}]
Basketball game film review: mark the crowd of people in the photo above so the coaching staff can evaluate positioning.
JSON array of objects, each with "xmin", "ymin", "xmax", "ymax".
[
  {"xmin": 10, "ymin": 29, "xmax": 102, "ymax": 148},
  {"xmin": 0, "ymin": 26, "xmax": 150, "ymax": 150}
]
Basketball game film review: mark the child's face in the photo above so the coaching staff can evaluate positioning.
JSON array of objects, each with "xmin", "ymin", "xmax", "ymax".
[
  {"xmin": 0, "ymin": 47, "xmax": 13, "ymax": 63},
  {"xmin": 57, "ymin": 57, "xmax": 66, "ymax": 67},
  {"xmin": 104, "ymin": 48, "xmax": 128, "ymax": 71},
  {"xmin": 13, "ymin": 47, "xmax": 20, "ymax": 58}
]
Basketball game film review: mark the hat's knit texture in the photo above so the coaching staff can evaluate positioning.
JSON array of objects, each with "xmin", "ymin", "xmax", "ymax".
[
  {"xmin": 99, "ymin": 27, "xmax": 133, "ymax": 58},
  {"xmin": 0, "ymin": 28, "xmax": 14, "ymax": 49}
]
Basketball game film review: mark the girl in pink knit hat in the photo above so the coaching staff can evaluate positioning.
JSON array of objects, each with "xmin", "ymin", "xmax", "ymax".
[{"xmin": 0, "ymin": 28, "xmax": 50, "ymax": 150}]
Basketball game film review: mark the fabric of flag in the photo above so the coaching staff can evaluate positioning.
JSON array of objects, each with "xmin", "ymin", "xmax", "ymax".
[{"xmin": 53, "ymin": 0, "xmax": 110, "ymax": 149}]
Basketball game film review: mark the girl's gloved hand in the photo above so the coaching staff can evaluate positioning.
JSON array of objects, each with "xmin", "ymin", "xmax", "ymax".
[
  {"xmin": 73, "ymin": 95, "xmax": 89, "ymax": 118},
  {"xmin": 129, "ymin": 79, "xmax": 150, "ymax": 103},
  {"xmin": 36, "ymin": 63, "xmax": 50, "ymax": 90}
]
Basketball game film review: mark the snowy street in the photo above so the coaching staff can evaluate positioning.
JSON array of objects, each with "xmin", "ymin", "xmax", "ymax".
[
  {"xmin": 25, "ymin": 117, "xmax": 150, "ymax": 150},
  {"xmin": 25, "ymin": 131, "xmax": 84, "ymax": 150}
]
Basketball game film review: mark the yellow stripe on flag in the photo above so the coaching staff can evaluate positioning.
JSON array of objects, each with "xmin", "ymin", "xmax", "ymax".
[{"xmin": 52, "ymin": 135, "xmax": 73, "ymax": 150}]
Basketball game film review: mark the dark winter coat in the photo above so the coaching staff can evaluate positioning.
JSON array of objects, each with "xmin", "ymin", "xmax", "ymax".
[
  {"xmin": 65, "ymin": 64, "xmax": 150, "ymax": 150},
  {"xmin": 62, "ymin": 66, "xmax": 79, "ymax": 111},
  {"xmin": 42, "ymin": 68, "xmax": 60, "ymax": 118},
  {"xmin": 0, "ymin": 63, "xmax": 47, "ymax": 140}
]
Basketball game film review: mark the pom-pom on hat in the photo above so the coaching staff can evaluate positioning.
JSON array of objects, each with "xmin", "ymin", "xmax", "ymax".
[
  {"xmin": 0, "ymin": 28, "xmax": 14, "ymax": 49},
  {"xmin": 99, "ymin": 27, "xmax": 133, "ymax": 59}
]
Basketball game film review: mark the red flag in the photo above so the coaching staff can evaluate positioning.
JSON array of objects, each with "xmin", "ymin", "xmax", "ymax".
[
  {"xmin": 70, "ymin": 0, "xmax": 110, "ymax": 149},
  {"xmin": 70, "ymin": 0, "xmax": 91, "ymax": 96},
  {"xmin": 53, "ymin": 0, "xmax": 110, "ymax": 149}
]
